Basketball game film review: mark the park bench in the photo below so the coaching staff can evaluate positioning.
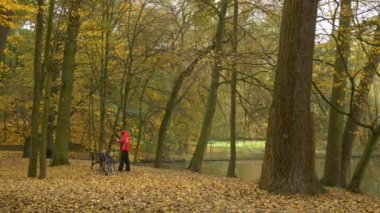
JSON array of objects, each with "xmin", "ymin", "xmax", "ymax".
[{"xmin": 91, "ymin": 152, "xmax": 104, "ymax": 170}]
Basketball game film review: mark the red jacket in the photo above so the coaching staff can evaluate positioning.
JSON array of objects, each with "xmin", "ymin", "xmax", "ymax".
[{"xmin": 118, "ymin": 130, "xmax": 131, "ymax": 152}]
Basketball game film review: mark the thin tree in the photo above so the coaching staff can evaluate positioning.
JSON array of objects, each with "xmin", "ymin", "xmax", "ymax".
[
  {"xmin": 322, "ymin": 0, "xmax": 352, "ymax": 186},
  {"xmin": 99, "ymin": 0, "xmax": 112, "ymax": 152},
  {"xmin": 121, "ymin": 1, "xmax": 147, "ymax": 130},
  {"xmin": 39, "ymin": 0, "xmax": 56, "ymax": 179},
  {"xmin": 51, "ymin": 0, "xmax": 82, "ymax": 166},
  {"xmin": 349, "ymin": 124, "xmax": 380, "ymax": 192},
  {"xmin": 189, "ymin": 0, "xmax": 229, "ymax": 172},
  {"xmin": 345, "ymin": 20, "xmax": 380, "ymax": 189},
  {"xmin": 28, "ymin": 0, "xmax": 44, "ymax": 177},
  {"xmin": 258, "ymin": 0, "xmax": 324, "ymax": 194},
  {"xmin": 133, "ymin": 75, "xmax": 151, "ymax": 163},
  {"xmin": 154, "ymin": 51, "xmax": 210, "ymax": 168},
  {"xmin": 227, "ymin": 0, "xmax": 238, "ymax": 178}
]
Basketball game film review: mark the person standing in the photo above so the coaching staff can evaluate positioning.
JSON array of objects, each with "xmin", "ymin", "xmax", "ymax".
[{"xmin": 118, "ymin": 130, "xmax": 131, "ymax": 171}]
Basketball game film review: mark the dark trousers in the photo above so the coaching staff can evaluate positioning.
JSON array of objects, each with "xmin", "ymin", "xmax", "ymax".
[{"xmin": 118, "ymin": 151, "xmax": 131, "ymax": 171}]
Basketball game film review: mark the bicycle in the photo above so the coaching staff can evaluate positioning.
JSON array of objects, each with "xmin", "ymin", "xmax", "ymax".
[{"xmin": 100, "ymin": 150, "xmax": 115, "ymax": 176}]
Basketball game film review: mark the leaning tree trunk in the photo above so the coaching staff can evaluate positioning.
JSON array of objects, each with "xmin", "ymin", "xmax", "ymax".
[
  {"xmin": 322, "ymin": 0, "xmax": 352, "ymax": 187},
  {"xmin": 154, "ymin": 56, "xmax": 204, "ymax": 168},
  {"xmin": 258, "ymin": 0, "xmax": 324, "ymax": 195},
  {"xmin": 341, "ymin": 22, "xmax": 380, "ymax": 187},
  {"xmin": 27, "ymin": 0, "xmax": 44, "ymax": 178},
  {"xmin": 227, "ymin": 0, "xmax": 239, "ymax": 178},
  {"xmin": 348, "ymin": 125, "xmax": 380, "ymax": 192},
  {"xmin": 51, "ymin": 0, "xmax": 82, "ymax": 166},
  {"xmin": 188, "ymin": 0, "xmax": 229, "ymax": 172},
  {"xmin": 39, "ymin": 0, "xmax": 56, "ymax": 179}
]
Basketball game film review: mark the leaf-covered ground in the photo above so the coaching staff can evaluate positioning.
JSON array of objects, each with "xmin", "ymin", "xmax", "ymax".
[{"xmin": 0, "ymin": 153, "xmax": 379, "ymax": 212}]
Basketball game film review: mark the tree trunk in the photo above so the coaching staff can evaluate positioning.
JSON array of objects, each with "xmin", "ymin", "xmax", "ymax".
[
  {"xmin": 322, "ymin": 0, "xmax": 352, "ymax": 186},
  {"xmin": 98, "ymin": 35, "xmax": 109, "ymax": 151},
  {"xmin": 99, "ymin": 0, "xmax": 111, "ymax": 152},
  {"xmin": 258, "ymin": 0, "xmax": 324, "ymax": 194},
  {"xmin": 2, "ymin": 111, "xmax": 6, "ymax": 143},
  {"xmin": 341, "ymin": 23, "xmax": 380, "ymax": 187},
  {"xmin": 154, "ymin": 57, "xmax": 203, "ymax": 168},
  {"xmin": 22, "ymin": 136, "xmax": 31, "ymax": 158},
  {"xmin": 349, "ymin": 125, "xmax": 380, "ymax": 192},
  {"xmin": 51, "ymin": 0, "xmax": 82, "ymax": 166},
  {"xmin": 227, "ymin": 0, "xmax": 238, "ymax": 178},
  {"xmin": 39, "ymin": 0, "xmax": 56, "ymax": 179},
  {"xmin": 134, "ymin": 76, "xmax": 151, "ymax": 162},
  {"xmin": 121, "ymin": 3, "xmax": 146, "ymax": 130},
  {"xmin": 28, "ymin": 0, "xmax": 44, "ymax": 178},
  {"xmin": 189, "ymin": 0, "xmax": 228, "ymax": 172},
  {"xmin": 121, "ymin": 80, "xmax": 131, "ymax": 130},
  {"xmin": 47, "ymin": 57, "xmax": 60, "ymax": 159},
  {"xmin": 134, "ymin": 122, "xmax": 143, "ymax": 163}
]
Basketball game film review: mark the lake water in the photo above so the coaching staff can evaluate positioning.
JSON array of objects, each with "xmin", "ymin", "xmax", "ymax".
[{"xmin": 166, "ymin": 158, "xmax": 380, "ymax": 198}]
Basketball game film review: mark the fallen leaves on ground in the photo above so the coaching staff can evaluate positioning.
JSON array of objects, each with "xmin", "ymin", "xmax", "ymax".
[{"xmin": 0, "ymin": 153, "xmax": 379, "ymax": 212}]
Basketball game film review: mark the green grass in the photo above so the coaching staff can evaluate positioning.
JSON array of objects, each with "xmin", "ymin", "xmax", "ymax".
[
  {"xmin": 201, "ymin": 140, "xmax": 266, "ymax": 161},
  {"xmin": 208, "ymin": 140, "xmax": 266, "ymax": 149}
]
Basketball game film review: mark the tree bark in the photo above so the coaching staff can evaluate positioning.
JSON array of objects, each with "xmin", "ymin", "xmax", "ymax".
[
  {"xmin": 134, "ymin": 76, "xmax": 151, "ymax": 162},
  {"xmin": 99, "ymin": 0, "xmax": 111, "ymax": 152},
  {"xmin": 2, "ymin": 111, "xmax": 6, "ymax": 143},
  {"xmin": 28, "ymin": 0, "xmax": 44, "ymax": 177},
  {"xmin": 39, "ymin": 0, "xmax": 56, "ymax": 179},
  {"xmin": 51, "ymin": 0, "xmax": 82, "ymax": 166},
  {"xmin": 341, "ymin": 22, "xmax": 380, "ymax": 187},
  {"xmin": 154, "ymin": 55, "xmax": 204, "ymax": 168},
  {"xmin": 189, "ymin": 0, "xmax": 228, "ymax": 172},
  {"xmin": 22, "ymin": 136, "xmax": 31, "ymax": 158},
  {"xmin": 227, "ymin": 0, "xmax": 238, "ymax": 178},
  {"xmin": 322, "ymin": 0, "xmax": 352, "ymax": 187},
  {"xmin": 348, "ymin": 125, "xmax": 380, "ymax": 192},
  {"xmin": 258, "ymin": 0, "xmax": 324, "ymax": 194},
  {"xmin": 134, "ymin": 122, "xmax": 143, "ymax": 163},
  {"xmin": 121, "ymin": 2, "xmax": 146, "ymax": 130}
]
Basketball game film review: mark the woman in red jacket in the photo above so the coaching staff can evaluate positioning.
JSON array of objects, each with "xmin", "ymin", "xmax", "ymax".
[{"xmin": 118, "ymin": 130, "xmax": 131, "ymax": 171}]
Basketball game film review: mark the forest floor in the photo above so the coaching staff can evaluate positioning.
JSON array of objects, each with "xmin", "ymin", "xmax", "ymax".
[{"xmin": 0, "ymin": 152, "xmax": 379, "ymax": 212}]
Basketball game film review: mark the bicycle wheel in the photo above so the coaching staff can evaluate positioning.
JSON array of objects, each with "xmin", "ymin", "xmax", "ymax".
[{"xmin": 104, "ymin": 160, "xmax": 114, "ymax": 175}]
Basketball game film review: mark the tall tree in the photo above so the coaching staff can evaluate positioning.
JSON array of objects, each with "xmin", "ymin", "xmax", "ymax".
[
  {"xmin": 51, "ymin": 0, "xmax": 82, "ymax": 166},
  {"xmin": 39, "ymin": 0, "xmax": 56, "ymax": 179},
  {"xmin": 121, "ymin": 1, "xmax": 147, "ymax": 130},
  {"xmin": 99, "ymin": 0, "xmax": 112, "ymax": 152},
  {"xmin": 27, "ymin": 0, "xmax": 44, "ymax": 177},
  {"xmin": 227, "ymin": 0, "xmax": 238, "ymax": 178},
  {"xmin": 258, "ymin": 0, "xmax": 324, "ymax": 194},
  {"xmin": 322, "ymin": 0, "xmax": 352, "ymax": 186},
  {"xmin": 189, "ymin": 0, "xmax": 229, "ymax": 172},
  {"xmin": 154, "ymin": 55, "xmax": 204, "ymax": 168},
  {"xmin": 349, "ymin": 124, "xmax": 380, "ymax": 192},
  {"xmin": 343, "ymin": 20, "xmax": 380, "ymax": 188}
]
